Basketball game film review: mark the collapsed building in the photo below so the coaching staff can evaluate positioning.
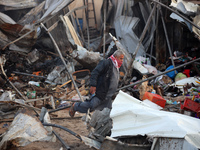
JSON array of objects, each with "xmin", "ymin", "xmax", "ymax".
[{"xmin": 0, "ymin": 0, "xmax": 200, "ymax": 150}]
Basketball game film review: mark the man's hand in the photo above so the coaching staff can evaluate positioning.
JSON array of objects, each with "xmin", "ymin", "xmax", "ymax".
[{"xmin": 90, "ymin": 86, "xmax": 96, "ymax": 94}]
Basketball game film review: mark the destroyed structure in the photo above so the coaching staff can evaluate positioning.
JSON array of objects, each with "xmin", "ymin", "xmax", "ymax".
[{"xmin": 0, "ymin": 0, "xmax": 200, "ymax": 150}]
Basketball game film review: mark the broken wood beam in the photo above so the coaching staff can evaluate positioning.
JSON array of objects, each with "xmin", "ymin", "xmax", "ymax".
[
  {"xmin": 50, "ymin": 96, "xmax": 55, "ymax": 109},
  {"xmin": 1, "ymin": 28, "xmax": 35, "ymax": 50},
  {"xmin": 65, "ymin": 5, "xmax": 87, "ymax": 17},
  {"xmin": 61, "ymin": 15, "xmax": 82, "ymax": 46},
  {"xmin": 14, "ymin": 101, "xmax": 41, "ymax": 111},
  {"xmin": 59, "ymin": 80, "xmax": 72, "ymax": 88},
  {"xmin": 25, "ymin": 96, "xmax": 51, "ymax": 103},
  {"xmin": 118, "ymin": 57, "xmax": 200, "ymax": 91}
]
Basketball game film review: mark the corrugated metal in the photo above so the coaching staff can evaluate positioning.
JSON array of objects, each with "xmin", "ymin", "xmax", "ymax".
[{"xmin": 40, "ymin": 0, "xmax": 72, "ymax": 21}]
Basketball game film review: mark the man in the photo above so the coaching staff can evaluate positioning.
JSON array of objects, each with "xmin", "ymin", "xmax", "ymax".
[{"xmin": 69, "ymin": 50, "xmax": 124, "ymax": 117}]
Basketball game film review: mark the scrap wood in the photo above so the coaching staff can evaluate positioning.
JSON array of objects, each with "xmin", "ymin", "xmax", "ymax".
[
  {"xmin": 66, "ymin": 84, "xmax": 87, "ymax": 99},
  {"xmin": 61, "ymin": 15, "xmax": 82, "ymax": 46},
  {"xmin": 24, "ymin": 96, "xmax": 55, "ymax": 109},
  {"xmin": 1, "ymin": 100, "xmax": 41, "ymax": 111},
  {"xmin": 58, "ymin": 79, "xmax": 72, "ymax": 88},
  {"xmin": 138, "ymin": 75, "xmax": 153, "ymax": 100},
  {"xmin": 25, "ymin": 96, "xmax": 51, "ymax": 103}
]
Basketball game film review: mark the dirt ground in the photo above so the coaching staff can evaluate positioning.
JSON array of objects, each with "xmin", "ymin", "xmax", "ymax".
[{"xmin": 0, "ymin": 108, "xmax": 96, "ymax": 150}]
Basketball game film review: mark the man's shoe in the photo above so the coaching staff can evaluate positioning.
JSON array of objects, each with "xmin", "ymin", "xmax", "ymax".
[{"xmin": 69, "ymin": 103, "xmax": 76, "ymax": 118}]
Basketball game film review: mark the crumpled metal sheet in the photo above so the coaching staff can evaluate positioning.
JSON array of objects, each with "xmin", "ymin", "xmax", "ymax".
[
  {"xmin": 0, "ymin": 0, "xmax": 39, "ymax": 11},
  {"xmin": 40, "ymin": 0, "xmax": 72, "ymax": 21},
  {"xmin": 114, "ymin": 16, "xmax": 145, "ymax": 57},
  {"xmin": 110, "ymin": 90, "xmax": 200, "ymax": 148},
  {"xmin": 114, "ymin": 1, "xmax": 156, "ymax": 57},
  {"xmin": 193, "ymin": 14, "xmax": 200, "ymax": 39}
]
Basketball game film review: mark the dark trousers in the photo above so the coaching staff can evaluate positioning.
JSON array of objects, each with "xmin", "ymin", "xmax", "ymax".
[{"xmin": 74, "ymin": 96, "xmax": 112, "ymax": 113}]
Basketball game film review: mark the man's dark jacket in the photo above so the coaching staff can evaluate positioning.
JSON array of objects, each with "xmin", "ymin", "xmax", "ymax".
[{"xmin": 90, "ymin": 59, "xmax": 113, "ymax": 100}]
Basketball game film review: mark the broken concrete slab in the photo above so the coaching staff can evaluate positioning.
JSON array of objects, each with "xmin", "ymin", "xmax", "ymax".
[
  {"xmin": 71, "ymin": 45, "xmax": 102, "ymax": 70},
  {"xmin": 0, "ymin": 109, "xmax": 55, "ymax": 150}
]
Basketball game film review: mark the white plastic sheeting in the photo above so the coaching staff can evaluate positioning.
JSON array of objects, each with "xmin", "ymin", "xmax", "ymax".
[
  {"xmin": 174, "ymin": 77, "xmax": 200, "ymax": 86},
  {"xmin": 170, "ymin": 0, "xmax": 198, "ymax": 13},
  {"xmin": 110, "ymin": 90, "xmax": 200, "ymax": 148},
  {"xmin": 172, "ymin": 77, "xmax": 200, "ymax": 92}
]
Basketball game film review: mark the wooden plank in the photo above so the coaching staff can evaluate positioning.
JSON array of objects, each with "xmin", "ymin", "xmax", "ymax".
[
  {"xmin": 63, "ymin": 15, "xmax": 82, "ymax": 46},
  {"xmin": 48, "ymin": 21, "xmax": 59, "ymax": 32},
  {"xmin": 24, "ymin": 96, "xmax": 51, "ymax": 103}
]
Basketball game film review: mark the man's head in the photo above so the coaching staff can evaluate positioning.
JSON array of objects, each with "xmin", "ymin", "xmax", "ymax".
[{"xmin": 113, "ymin": 50, "xmax": 125, "ymax": 67}]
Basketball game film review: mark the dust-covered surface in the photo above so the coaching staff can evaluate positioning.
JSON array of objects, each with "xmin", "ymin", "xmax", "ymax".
[{"xmin": 0, "ymin": 109, "xmax": 96, "ymax": 150}]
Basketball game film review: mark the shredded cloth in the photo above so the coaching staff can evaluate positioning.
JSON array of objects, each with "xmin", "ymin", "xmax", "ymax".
[{"xmin": 109, "ymin": 55, "xmax": 122, "ymax": 69}]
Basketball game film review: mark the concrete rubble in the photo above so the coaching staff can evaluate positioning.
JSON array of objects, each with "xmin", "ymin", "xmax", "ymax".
[{"xmin": 0, "ymin": 0, "xmax": 200, "ymax": 150}]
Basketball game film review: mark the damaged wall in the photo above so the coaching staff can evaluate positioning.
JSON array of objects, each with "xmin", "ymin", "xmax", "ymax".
[{"xmin": 68, "ymin": 0, "xmax": 103, "ymax": 30}]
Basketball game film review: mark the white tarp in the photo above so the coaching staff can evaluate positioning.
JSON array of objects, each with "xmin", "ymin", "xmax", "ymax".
[{"xmin": 110, "ymin": 90, "xmax": 200, "ymax": 148}]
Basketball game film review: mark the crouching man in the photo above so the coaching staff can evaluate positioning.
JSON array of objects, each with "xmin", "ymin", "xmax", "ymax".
[{"xmin": 69, "ymin": 50, "xmax": 124, "ymax": 117}]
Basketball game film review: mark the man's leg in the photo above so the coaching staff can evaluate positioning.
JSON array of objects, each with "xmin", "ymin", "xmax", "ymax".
[
  {"xmin": 74, "ymin": 96, "xmax": 101, "ymax": 113},
  {"xmin": 69, "ymin": 96, "xmax": 102, "ymax": 117}
]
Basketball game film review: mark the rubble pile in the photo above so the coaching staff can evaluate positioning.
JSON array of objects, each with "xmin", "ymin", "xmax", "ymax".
[{"xmin": 0, "ymin": 0, "xmax": 200, "ymax": 150}]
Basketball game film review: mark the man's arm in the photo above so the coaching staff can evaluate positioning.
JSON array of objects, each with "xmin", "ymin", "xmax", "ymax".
[{"xmin": 90, "ymin": 59, "xmax": 108, "ymax": 88}]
